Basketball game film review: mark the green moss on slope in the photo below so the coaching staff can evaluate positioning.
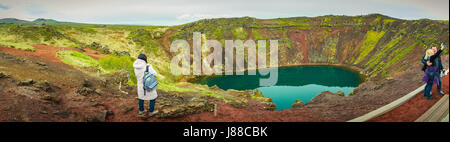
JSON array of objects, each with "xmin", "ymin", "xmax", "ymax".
[
  {"xmin": 232, "ymin": 27, "xmax": 248, "ymax": 40},
  {"xmin": 365, "ymin": 31, "xmax": 405, "ymax": 70},
  {"xmin": 380, "ymin": 41, "xmax": 419, "ymax": 78},
  {"xmin": 56, "ymin": 50, "xmax": 98, "ymax": 67},
  {"xmin": 0, "ymin": 41, "xmax": 35, "ymax": 51},
  {"xmin": 354, "ymin": 30, "xmax": 386, "ymax": 64},
  {"xmin": 98, "ymin": 55, "xmax": 137, "ymax": 85}
]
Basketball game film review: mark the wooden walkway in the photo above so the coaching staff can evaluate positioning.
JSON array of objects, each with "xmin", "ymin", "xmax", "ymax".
[
  {"xmin": 348, "ymin": 70, "xmax": 449, "ymax": 122},
  {"xmin": 415, "ymin": 95, "xmax": 449, "ymax": 122}
]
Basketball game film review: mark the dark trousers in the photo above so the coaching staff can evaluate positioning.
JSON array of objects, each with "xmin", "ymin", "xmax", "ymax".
[
  {"xmin": 138, "ymin": 99, "xmax": 156, "ymax": 112},
  {"xmin": 437, "ymin": 72, "xmax": 442, "ymax": 92},
  {"xmin": 424, "ymin": 81, "xmax": 433, "ymax": 97},
  {"xmin": 424, "ymin": 71, "xmax": 435, "ymax": 97}
]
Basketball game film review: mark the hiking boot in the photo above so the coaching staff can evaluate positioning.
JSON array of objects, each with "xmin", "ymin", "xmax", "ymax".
[
  {"xmin": 138, "ymin": 111, "xmax": 146, "ymax": 115},
  {"xmin": 438, "ymin": 91, "xmax": 445, "ymax": 96},
  {"xmin": 426, "ymin": 96, "xmax": 435, "ymax": 100},
  {"xmin": 148, "ymin": 110, "xmax": 159, "ymax": 117},
  {"xmin": 137, "ymin": 111, "xmax": 147, "ymax": 118}
]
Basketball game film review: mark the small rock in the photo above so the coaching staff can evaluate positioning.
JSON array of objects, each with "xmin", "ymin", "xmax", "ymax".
[
  {"xmin": 39, "ymin": 111, "xmax": 48, "ymax": 114},
  {"xmin": 348, "ymin": 92, "xmax": 355, "ymax": 96},
  {"xmin": 292, "ymin": 100, "xmax": 305, "ymax": 108},
  {"xmin": 91, "ymin": 102, "xmax": 104, "ymax": 107},
  {"xmin": 210, "ymin": 85, "xmax": 221, "ymax": 90},
  {"xmin": 264, "ymin": 103, "xmax": 276, "ymax": 111},
  {"xmin": 82, "ymin": 79, "xmax": 91, "ymax": 87},
  {"xmin": 77, "ymin": 87, "xmax": 94, "ymax": 96},
  {"xmin": 107, "ymin": 110, "xmax": 114, "ymax": 116},
  {"xmin": 120, "ymin": 105, "xmax": 134, "ymax": 114},
  {"xmin": 95, "ymin": 89, "xmax": 102, "ymax": 95},
  {"xmin": 228, "ymin": 101, "xmax": 244, "ymax": 109},
  {"xmin": 36, "ymin": 62, "xmax": 47, "ymax": 66},
  {"xmin": 53, "ymin": 111, "xmax": 70, "ymax": 118},
  {"xmin": 34, "ymin": 80, "xmax": 53, "ymax": 92},
  {"xmin": 41, "ymin": 94, "xmax": 52, "ymax": 100},
  {"xmin": 87, "ymin": 110, "xmax": 110, "ymax": 122},
  {"xmin": 17, "ymin": 79, "xmax": 34, "ymax": 86},
  {"xmin": 336, "ymin": 91, "xmax": 345, "ymax": 96},
  {"xmin": 41, "ymin": 94, "xmax": 62, "ymax": 104},
  {"xmin": 0, "ymin": 72, "xmax": 9, "ymax": 78}
]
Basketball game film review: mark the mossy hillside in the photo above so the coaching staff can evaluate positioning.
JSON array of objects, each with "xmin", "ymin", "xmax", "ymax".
[
  {"xmin": 56, "ymin": 50, "xmax": 137, "ymax": 85},
  {"xmin": 353, "ymin": 30, "xmax": 386, "ymax": 64},
  {"xmin": 169, "ymin": 15, "xmax": 447, "ymax": 80},
  {"xmin": 365, "ymin": 31, "xmax": 405, "ymax": 70},
  {"xmin": 126, "ymin": 28, "xmax": 163, "ymax": 54},
  {"xmin": 0, "ymin": 41, "xmax": 35, "ymax": 51},
  {"xmin": 56, "ymin": 50, "xmax": 99, "ymax": 67},
  {"xmin": 232, "ymin": 27, "xmax": 248, "ymax": 40},
  {"xmin": 380, "ymin": 41, "xmax": 419, "ymax": 77},
  {"xmin": 359, "ymin": 18, "xmax": 448, "ymax": 79},
  {"xmin": 324, "ymin": 37, "xmax": 338, "ymax": 63},
  {"xmin": 251, "ymin": 28, "xmax": 264, "ymax": 40},
  {"xmin": 0, "ymin": 23, "xmax": 174, "ymax": 86},
  {"xmin": 1, "ymin": 25, "xmax": 82, "ymax": 47},
  {"xmin": 98, "ymin": 55, "xmax": 137, "ymax": 85},
  {"xmin": 171, "ymin": 17, "xmax": 258, "ymax": 41}
]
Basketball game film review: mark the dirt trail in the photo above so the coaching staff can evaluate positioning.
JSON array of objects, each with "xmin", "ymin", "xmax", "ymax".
[
  {"xmin": 1, "ymin": 45, "xmax": 70, "ymax": 66},
  {"xmin": 0, "ymin": 45, "xmax": 112, "ymax": 121},
  {"xmin": 370, "ymin": 74, "xmax": 449, "ymax": 122},
  {"xmin": 0, "ymin": 45, "xmax": 107, "ymax": 64}
]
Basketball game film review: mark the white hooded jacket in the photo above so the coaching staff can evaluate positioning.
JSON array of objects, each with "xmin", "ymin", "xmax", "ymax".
[{"xmin": 133, "ymin": 59, "xmax": 158, "ymax": 100}]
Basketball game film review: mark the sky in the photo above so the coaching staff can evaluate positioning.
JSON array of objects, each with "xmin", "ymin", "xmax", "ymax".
[{"xmin": 0, "ymin": 0, "xmax": 448, "ymax": 26}]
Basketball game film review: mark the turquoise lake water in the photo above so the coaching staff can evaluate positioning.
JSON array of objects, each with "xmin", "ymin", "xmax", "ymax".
[{"xmin": 195, "ymin": 66, "xmax": 363, "ymax": 110}]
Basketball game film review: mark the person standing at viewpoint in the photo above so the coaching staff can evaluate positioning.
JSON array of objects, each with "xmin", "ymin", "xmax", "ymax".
[
  {"xmin": 133, "ymin": 53, "xmax": 159, "ymax": 117},
  {"xmin": 421, "ymin": 43, "xmax": 446, "ymax": 100}
]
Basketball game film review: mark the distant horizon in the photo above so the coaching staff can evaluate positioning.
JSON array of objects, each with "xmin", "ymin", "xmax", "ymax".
[
  {"xmin": 0, "ymin": 0, "xmax": 448, "ymax": 26},
  {"xmin": 1, "ymin": 13, "xmax": 449, "ymax": 27}
]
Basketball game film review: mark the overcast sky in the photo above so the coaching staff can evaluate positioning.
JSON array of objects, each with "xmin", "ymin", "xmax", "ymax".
[{"xmin": 0, "ymin": 0, "xmax": 448, "ymax": 26}]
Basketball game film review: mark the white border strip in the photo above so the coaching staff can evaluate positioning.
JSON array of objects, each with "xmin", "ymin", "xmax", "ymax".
[{"xmin": 348, "ymin": 70, "xmax": 449, "ymax": 122}]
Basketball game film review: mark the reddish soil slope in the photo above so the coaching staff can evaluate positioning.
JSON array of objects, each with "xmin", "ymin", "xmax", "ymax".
[{"xmin": 370, "ymin": 74, "xmax": 449, "ymax": 122}]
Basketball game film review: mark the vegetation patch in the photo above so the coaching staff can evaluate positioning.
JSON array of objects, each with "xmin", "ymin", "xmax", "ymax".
[
  {"xmin": 0, "ymin": 41, "xmax": 35, "ymax": 51},
  {"xmin": 98, "ymin": 55, "xmax": 137, "ymax": 85},
  {"xmin": 232, "ymin": 27, "xmax": 248, "ymax": 40},
  {"xmin": 56, "ymin": 50, "xmax": 98, "ymax": 67},
  {"xmin": 354, "ymin": 30, "xmax": 386, "ymax": 64},
  {"xmin": 381, "ymin": 41, "xmax": 419, "ymax": 77},
  {"xmin": 366, "ymin": 32, "xmax": 405, "ymax": 70}
]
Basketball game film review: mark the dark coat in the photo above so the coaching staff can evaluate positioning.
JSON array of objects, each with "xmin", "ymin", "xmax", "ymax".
[{"xmin": 421, "ymin": 49, "xmax": 443, "ymax": 72}]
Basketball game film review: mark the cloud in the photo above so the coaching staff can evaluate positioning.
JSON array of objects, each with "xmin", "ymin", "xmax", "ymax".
[
  {"xmin": 176, "ymin": 14, "xmax": 235, "ymax": 21},
  {"xmin": 378, "ymin": 0, "xmax": 449, "ymax": 19},
  {"xmin": 0, "ymin": 4, "xmax": 10, "ymax": 10},
  {"xmin": 0, "ymin": 0, "xmax": 448, "ymax": 26}
]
